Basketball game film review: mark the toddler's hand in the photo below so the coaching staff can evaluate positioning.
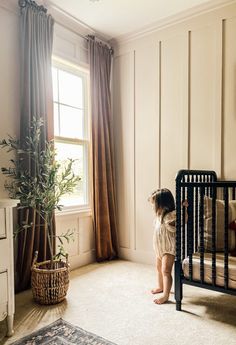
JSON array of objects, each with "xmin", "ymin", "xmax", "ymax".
[{"xmin": 182, "ymin": 200, "xmax": 189, "ymax": 207}]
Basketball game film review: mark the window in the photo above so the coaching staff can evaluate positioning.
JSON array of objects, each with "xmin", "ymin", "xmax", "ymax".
[{"xmin": 52, "ymin": 62, "xmax": 90, "ymax": 209}]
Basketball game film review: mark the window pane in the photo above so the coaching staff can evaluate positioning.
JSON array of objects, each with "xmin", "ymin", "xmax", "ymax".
[
  {"xmin": 55, "ymin": 142, "xmax": 86, "ymax": 206},
  {"xmin": 52, "ymin": 68, "xmax": 58, "ymax": 102},
  {"xmin": 59, "ymin": 70, "xmax": 83, "ymax": 108},
  {"xmin": 54, "ymin": 103, "xmax": 59, "ymax": 136},
  {"xmin": 59, "ymin": 105, "xmax": 83, "ymax": 139}
]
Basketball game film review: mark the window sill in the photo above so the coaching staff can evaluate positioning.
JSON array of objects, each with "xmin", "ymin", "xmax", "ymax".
[{"xmin": 55, "ymin": 205, "xmax": 92, "ymax": 217}]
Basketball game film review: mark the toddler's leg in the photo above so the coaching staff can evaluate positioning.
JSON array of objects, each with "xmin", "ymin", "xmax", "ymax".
[
  {"xmin": 151, "ymin": 257, "xmax": 163, "ymax": 294},
  {"xmin": 154, "ymin": 254, "xmax": 175, "ymax": 304}
]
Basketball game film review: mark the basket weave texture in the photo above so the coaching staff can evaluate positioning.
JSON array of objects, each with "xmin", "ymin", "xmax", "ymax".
[{"xmin": 31, "ymin": 251, "xmax": 69, "ymax": 305}]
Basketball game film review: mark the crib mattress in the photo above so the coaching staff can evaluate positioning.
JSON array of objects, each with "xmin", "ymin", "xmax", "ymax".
[{"xmin": 182, "ymin": 253, "xmax": 236, "ymax": 289}]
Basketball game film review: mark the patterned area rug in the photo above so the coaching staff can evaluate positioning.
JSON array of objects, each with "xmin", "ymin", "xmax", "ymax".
[{"xmin": 11, "ymin": 319, "xmax": 116, "ymax": 345}]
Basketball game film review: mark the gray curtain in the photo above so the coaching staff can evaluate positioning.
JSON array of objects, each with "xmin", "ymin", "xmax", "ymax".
[
  {"xmin": 19, "ymin": 0, "xmax": 54, "ymax": 139},
  {"xmin": 88, "ymin": 37, "xmax": 119, "ymax": 261},
  {"xmin": 16, "ymin": 0, "xmax": 54, "ymax": 292}
]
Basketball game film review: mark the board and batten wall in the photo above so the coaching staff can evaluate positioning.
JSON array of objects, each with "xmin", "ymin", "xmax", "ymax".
[
  {"xmin": 113, "ymin": 2, "xmax": 236, "ymax": 264},
  {"xmin": 0, "ymin": 1, "xmax": 95, "ymax": 270}
]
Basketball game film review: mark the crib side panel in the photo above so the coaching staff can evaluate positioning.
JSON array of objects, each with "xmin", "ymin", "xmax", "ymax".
[{"xmin": 175, "ymin": 169, "xmax": 236, "ymax": 294}]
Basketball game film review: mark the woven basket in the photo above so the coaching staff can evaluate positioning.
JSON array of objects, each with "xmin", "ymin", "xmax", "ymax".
[{"xmin": 31, "ymin": 251, "xmax": 70, "ymax": 305}]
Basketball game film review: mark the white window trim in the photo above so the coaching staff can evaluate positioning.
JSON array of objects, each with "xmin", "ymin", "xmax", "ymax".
[
  {"xmin": 55, "ymin": 205, "xmax": 92, "ymax": 217},
  {"xmin": 52, "ymin": 56, "xmax": 92, "ymax": 214}
]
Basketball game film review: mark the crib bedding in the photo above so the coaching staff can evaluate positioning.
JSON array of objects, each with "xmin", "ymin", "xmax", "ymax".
[{"xmin": 182, "ymin": 253, "xmax": 236, "ymax": 289}]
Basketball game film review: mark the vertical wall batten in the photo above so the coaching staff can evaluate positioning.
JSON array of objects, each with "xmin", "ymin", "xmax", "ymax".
[
  {"xmin": 217, "ymin": 19, "xmax": 224, "ymax": 178},
  {"xmin": 221, "ymin": 19, "xmax": 225, "ymax": 179},
  {"xmin": 133, "ymin": 50, "xmax": 136, "ymax": 251},
  {"xmin": 187, "ymin": 31, "xmax": 191, "ymax": 170},
  {"xmin": 158, "ymin": 41, "xmax": 162, "ymax": 189}
]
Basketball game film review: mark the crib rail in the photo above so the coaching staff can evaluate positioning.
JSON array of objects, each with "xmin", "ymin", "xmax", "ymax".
[{"xmin": 175, "ymin": 170, "xmax": 236, "ymax": 311}]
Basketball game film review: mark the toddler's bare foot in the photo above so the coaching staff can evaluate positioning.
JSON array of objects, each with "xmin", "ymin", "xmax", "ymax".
[
  {"xmin": 151, "ymin": 287, "xmax": 163, "ymax": 294},
  {"xmin": 153, "ymin": 294, "xmax": 169, "ymax": 304}
]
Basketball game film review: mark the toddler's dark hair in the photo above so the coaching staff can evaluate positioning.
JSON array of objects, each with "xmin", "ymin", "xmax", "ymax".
[{"xmin": 149, "ymin": 188, "xmax": 175, "ymax": 220}]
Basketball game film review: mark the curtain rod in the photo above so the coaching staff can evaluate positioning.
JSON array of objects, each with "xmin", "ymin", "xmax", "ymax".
[
  {"xmin": 54, "ymin": 20, "xmax": 113, "ymax": 54},
  {"xmin": 87, "ymin": 35, "xmax": 114, "ymax": 55},
  {"xmin": 18, "ymin": 0, "xmax": 47, "ymax": 13},
  {"xmin": 19, "ymin": 0, "xmax": 113, "ymax": 54}
]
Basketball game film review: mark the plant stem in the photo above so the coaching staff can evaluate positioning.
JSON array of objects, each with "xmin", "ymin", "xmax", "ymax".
[{"xmin": 46, "ymin": 215, "xmax": 54, "ymax": 268}]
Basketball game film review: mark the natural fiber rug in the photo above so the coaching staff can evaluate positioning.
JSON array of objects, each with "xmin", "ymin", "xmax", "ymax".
[{"xmin": 10, "ymin": 319, "xmax": 116, "ymax": 345}]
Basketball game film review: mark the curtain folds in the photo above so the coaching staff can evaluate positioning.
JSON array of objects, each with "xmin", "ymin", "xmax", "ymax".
[
  {"xmin": 88, "ymin": 38, "xmax": 119, "ymax": 261},
  {"xmin": 16, "ymin": 0, "xmax": 54, "ymax": 292}
]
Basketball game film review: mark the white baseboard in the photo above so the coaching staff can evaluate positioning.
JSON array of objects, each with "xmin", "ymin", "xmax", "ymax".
[
  {"xmin": 69, "ymin": 250, "xmax": 96, "ymax": 270},
  {"xmin": 69, "ymin": 247, "xmax": 156, "ymax": 269},
  {"xmin": 119, "ymin": 247, "xmax": 156, "ymax": 265}
]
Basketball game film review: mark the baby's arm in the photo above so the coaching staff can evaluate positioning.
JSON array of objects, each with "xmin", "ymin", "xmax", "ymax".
[
  {"xmin": 182, "ymin": 200, "xmax": 188, "ymax": 224},
  {"xmin": 166, "ymin": 200, "xmax": 188, "ymax": 231}
]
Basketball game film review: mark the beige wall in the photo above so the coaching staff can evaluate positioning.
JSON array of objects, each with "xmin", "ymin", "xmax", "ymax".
[
  {"xmin": 113, "ymin": 2, "xmax": 236, "ymax": 264},
  {"xmin": 0, "ymin": 2, "xmax": 95, "ymax": 269},
  {"xmin": 0, "ymin": 5, "xmax": 20, "ymax": 199}
]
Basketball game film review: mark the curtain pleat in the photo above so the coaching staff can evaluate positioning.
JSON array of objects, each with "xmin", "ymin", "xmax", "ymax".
[
  {"xmin": 16, "ymin": 1, "xmax": 54, "ymax": 292},
  {"xmin": 88, "ymin": 39, "xmax": 119, "ymax": 261}
]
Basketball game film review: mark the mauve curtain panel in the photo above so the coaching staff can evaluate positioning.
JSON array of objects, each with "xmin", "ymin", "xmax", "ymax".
[
  {"xmin": 16, "ymin": 0, "xmax": 54, "ymax": 292},
  {"xmin": 88, "ymin": 38, "xmax": 119, "ymax": 261}
]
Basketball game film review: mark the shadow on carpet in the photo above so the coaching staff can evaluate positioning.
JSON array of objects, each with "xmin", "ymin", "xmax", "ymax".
[{"xmin": 10, "ymin": 319, "xmax": 116, "ymax": 345}]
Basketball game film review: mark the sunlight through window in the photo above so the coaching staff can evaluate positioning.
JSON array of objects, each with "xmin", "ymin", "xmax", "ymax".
[{"xmin": 52, "ymin": 64, "xmax": 90, "ymax": 208}]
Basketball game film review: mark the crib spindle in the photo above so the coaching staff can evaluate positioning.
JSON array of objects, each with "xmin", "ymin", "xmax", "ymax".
[
  {"xmin": 206, "ymin": 175, "xmax": 210, "ymax": 196},
  {"xmin": 210, "ymin": 174, "xmax": 214, "ymax": 197},
  {"xmin": 199, "ymin": 187, "xmax": 205, "ymax": 283},
  {"xmin": 232, "ymin": 187, "xmax": 236, "ymax": 200},
  {"xmin": 224, "ymin": 187, "xmax": 229, "ymax": 290},
  {"xmin": 187, "ymin": 187, "xmax": 194, "ymax": 281},
  {"xmin": 194, "ymin": 179, "xmax": 199, "ymax": 252},
  {"xmin": 211, "ymin": 188, "xmax": 216, "ymax": 286},
  {"xmin": 175, "ymin": 171, "xmax": 183, "ymax": 311},
  {"xmin": 182, "ymin": 178, "xmax": 186, "ymax": 261},
  {"xmin": 175, "ymin": 175, "xmax": 181, "ymax": 263}
]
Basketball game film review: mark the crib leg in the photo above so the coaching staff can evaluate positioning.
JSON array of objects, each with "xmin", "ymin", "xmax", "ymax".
[
  {"xmin": 175, "ymin": 260, "xmax": 183, "ymax": 311},
  {"xmin": 176, "ymin": 300, "xmax": 182, "ymax": 311}
]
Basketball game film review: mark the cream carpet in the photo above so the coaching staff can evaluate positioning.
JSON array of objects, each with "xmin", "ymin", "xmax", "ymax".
[{"xmin": 0, "ymin": 260, "xmax": 236, "ymax": 345}]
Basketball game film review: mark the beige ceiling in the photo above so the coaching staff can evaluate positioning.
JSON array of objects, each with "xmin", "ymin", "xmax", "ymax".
[{"xmin": 46, "ymin": 0, "xmax": 228, "ymax": 40}]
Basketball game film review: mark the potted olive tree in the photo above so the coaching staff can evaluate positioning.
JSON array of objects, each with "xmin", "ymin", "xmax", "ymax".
[{"xmin": 0, "ymin": 118, "xmax": 79, "ymax": 304}]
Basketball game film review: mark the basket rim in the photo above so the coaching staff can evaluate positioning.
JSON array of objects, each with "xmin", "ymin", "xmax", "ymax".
[{"xmin": 31, "ymin": 259, "xmax": 69, "ymax": 273}]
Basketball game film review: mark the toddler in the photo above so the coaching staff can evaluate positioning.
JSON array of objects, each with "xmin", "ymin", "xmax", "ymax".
[{"xmin": 148, "ymin": 188, "xmax": 177, "ymax": 304}]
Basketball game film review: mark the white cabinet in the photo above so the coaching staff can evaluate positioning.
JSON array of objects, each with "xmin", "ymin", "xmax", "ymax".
[{"xmin": 0, "ymin": 199, "xmax": 18, "ymax": 337}]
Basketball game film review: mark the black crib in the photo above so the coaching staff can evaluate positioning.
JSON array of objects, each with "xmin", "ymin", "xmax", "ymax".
[{"xmin": 175, "ymin": 169, "xmax": 236, "ymax": 311}]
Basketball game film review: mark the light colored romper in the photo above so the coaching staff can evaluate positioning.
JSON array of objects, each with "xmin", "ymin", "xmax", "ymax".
[{"xmin": 153, "ymin": 210, "xmax": 176, "ymax": 259}]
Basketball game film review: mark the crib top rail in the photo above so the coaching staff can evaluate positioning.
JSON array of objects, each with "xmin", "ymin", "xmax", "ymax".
[
  {"xmin": 176, "ymin": 169, "xmax": 217, "ymax": 184},
  {"xmin": 180, "ymin": 181, "xmax": 236, "ymax": 187}
]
